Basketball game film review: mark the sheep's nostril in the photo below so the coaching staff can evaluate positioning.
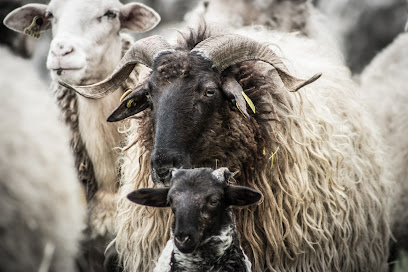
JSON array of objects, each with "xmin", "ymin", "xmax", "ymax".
[
  {"xmin": 175, "ymin": 235, "xmax": 190, "ymax": 245},
  {"xmin": 156, "ymin": 168, "xmax": 170, "ymax": 180}
]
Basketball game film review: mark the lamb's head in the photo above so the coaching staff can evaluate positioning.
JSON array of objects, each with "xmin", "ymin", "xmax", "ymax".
[
  {"xmin": 3, "ymin": 0, "xmax": 160, "ymax": 85},
  {"xmin": 64, "ymin": 32, "xmax": 320, "ymax": 183},
  {"xmin": 127, "ymin": 167, "xmax": 262, "ymax": 253}
]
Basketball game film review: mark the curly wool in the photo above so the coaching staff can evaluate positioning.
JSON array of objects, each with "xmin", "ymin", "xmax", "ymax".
[{"xmin": 115, "ymin": 26, "xmax": 391, "ymax": 272}]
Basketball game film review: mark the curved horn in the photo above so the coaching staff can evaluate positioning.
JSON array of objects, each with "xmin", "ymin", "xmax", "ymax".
[
  {"xmin": 191, "ymin": 34, "xmax": 321, "ymax": 92},
  {"xmin": 60, "ymin": 35, "xmax": 174, "ymax": 99}
]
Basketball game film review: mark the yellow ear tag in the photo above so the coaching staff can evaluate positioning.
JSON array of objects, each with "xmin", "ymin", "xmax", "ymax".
[
  {"xmin": 120, "ymin": 88, "xmax": 132, "ymax": 102},
  {"xmin": 126, "ymin": 98, "xmax": 135, "ymax": 108},
  {"xmin": 23, "ymin": 16, "xmax": 43, "ymax": 39},
  {"xmin": 236, "ymin": 103, "xmax": 248, "ymax": 119},
  {"xmin": 242, "ymin": 91, "xmax": 255, "ymax": 114}
]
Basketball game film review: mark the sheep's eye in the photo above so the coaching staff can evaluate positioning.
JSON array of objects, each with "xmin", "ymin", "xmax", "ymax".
[
  {"xmin": 45, "ymin": 11, "xmax": 53, "ymax": 19},
  {"xmin": 126, "ymin": 98, "xmax": 137, "ymax": 108},
  {"xmin": 208, "ymin": 199, "xmax": 219, "ymax": 207},
  {"xmin": 104, "ymin": 10, "xmax": 117, "ymax": 19},
  {"xmin": 205, "ymin": 88, "xmax": 217, "ymax": 97},
  {"xmin": 145, "ymin": 92, "xmax": 151, "ymax": 99}
]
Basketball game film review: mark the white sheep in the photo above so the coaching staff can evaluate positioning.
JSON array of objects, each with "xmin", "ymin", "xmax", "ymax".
[
  {"xmin": 72, "ymin": 23, "xmax": 392, "ymax": 271},
  {"xmin": 184, "ymin": 0, "xmax": 338, "ymax": 48},
  {"xmin": 4, "ymin": 0, "xmax": 160, "ymax": 269},
  {"xmin": 0, "ymin": 46, "xmax": 85, "ymax": 272},
  {"xmin": 127, "ymin": 168, "xmax": 262, "ymax": 272},
  {"xmin": 360, "ymin": 30, "xmax": 408, "ymax": 266},
  {"xmin": 315, "ymin": 0, "xmax": 407, "ymax": 73}
]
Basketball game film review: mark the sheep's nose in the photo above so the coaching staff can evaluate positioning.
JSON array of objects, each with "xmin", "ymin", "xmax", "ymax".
[
  {"xmin": 51, "ymin": 42, "xmax": 74, "ymax": 57},
  {"xmin": 175, "ymin": 234, "xmax": 191, "ymax": 245},
  {"xmin": 156, "ymin": 168, "xmax": 170, "ymax": 181},
  {"xmin": 150, "ymin": 149, "xmax": 190, "ymax": 183}
]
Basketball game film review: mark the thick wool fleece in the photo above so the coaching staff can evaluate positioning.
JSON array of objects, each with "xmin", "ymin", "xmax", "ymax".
[{"xmin": 115, "ymin": 26, "xmax": 391, "ymax": 272}]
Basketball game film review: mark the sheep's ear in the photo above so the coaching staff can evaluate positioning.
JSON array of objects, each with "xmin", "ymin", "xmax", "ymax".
[
  {"xmin": 3, "ymin": 4, "xmax": 51, "ymax": 34},
  {"xmin": 127, "ymin": 188, "xmax": 170, "ymax": 207},
  {"xmin": 225, "ymin": 185, "xmax": 262, "ymax": 207},
  {"xmin": 222, "ymin": 77, "xmax": 250, "ymax": 118},
  {"xmin": 119, "ymin": 3, "xmax": 160, "ymax": 33},
  {"xmin": 107, "ymin": 87, "xmax": 149, "ymax": 122}
]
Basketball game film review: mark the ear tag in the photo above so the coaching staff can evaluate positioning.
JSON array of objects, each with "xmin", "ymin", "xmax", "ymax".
[
  {"xmin": 126, "ymin": 98, "xmax": 135, "ymax": 108},
  {"xmin": 24, "ymin": 16, "xmax": 43, "ymax": 39},
  {"xmin": 120, "ymin": 88, "xmax": 133, "ymax": 102},
  {"xmin": 242, "ymin": 91, "xmax": 255, "ymax": 114}
]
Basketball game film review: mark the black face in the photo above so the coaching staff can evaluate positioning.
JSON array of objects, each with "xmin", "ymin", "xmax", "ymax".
[
  {"xmin": 167, "ymin": 169, "xmax": 227, "ymax": 253},
  {"xmin": 148, "ymin": 53, "xmax": 227, "ymax": 183},
  {"xmin": 126, "ymin": 168, "xmax": 263, "ymax": 254}
]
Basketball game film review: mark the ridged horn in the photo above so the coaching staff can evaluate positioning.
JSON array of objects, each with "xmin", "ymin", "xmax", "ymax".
[
  {"xmin": 60, "ymin": 35, "xmax": 174, "ymax": 99},
  {"xmin": 191, "ymin": 34, "xmax": 321, "ymax": 92}
]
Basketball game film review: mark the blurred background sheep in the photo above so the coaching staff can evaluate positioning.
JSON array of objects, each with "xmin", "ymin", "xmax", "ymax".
[{"xmin": 0, "ymin": 45, "xmax": 86, "ymax": 272}]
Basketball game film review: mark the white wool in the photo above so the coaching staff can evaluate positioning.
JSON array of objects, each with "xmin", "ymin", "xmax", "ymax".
[
  {"xmin": 360, "ymin": 32, "xmax": 408, "ymax": 253},
  {"xmin": 0, "ymin": 46, "xmax": 85, "ymax": 271}
]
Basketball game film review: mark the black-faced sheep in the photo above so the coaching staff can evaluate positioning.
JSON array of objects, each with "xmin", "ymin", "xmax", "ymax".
[
  {"xmin": 66, "ymin": 24, "xmax": 392, "ymax": 271},
  {"xmin": 360, "ymin": 30, "xmax": 408, "ymax": 267},
  {"xmin": 0, "ymin": 46, "xmax": 85, "ymax": 272},
  {"xmin": 4, "ymin": 0, "xmax": 160, "ymax": 270},
  {"xmin": 128, "ymin": 167, "xmax": 262, "ymax": 272}
]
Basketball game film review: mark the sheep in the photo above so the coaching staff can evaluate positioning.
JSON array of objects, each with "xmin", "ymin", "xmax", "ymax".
[
  {"xmin": 359, "ymin": 30, "xmax": 408, "ymax": 266},
  {"xmin": 3, "ymin": 0, "xmax": 160, "ymax": 269},
  {"xmin": 184, "ymin": 0, "xmax": 338, "ymax": 49},
  {"xmin": 65, "ymin": 22, "xmax": 392, "ymax": 272},
  {"xmin": 0, "ymin": 46, "xmax": 86, "ymax": 272},
  {"xmin": 127, "ymin": 167, "xmax": 262, "ymax": 272},
  {"xmin": 315, "ymin": 0, "xmax": 407, "ymax": 73}
]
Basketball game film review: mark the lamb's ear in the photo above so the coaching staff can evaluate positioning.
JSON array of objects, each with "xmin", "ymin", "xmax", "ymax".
[
  {"xmin": 127, "ymin": 188, "xmax": 170, "ymax": 207},
  {"xmin": 225, "ymin": 185, "xmax": 262, "ymax": 207},
  {"xmin": 222, "ymin": 77, "xmax": 250, "ymax": 118},
  {"xmin": 107, "ymin": 86, "xmax": 149, "ymax": 122},
  {"xmin": 119, "ymin": 3, "xmax": 160, "ymax": 33},
  {"xmin": 3, "ymin": 4, "xmax": 51, "ymax": 35}
]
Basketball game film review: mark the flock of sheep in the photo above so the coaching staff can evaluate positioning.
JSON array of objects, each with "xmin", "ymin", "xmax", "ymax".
[{"xmin": 0, "ymin": 0, "xmax": 407, "ymax": 271}]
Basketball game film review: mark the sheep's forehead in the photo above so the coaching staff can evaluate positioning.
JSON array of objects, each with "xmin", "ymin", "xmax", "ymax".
[
  {"xmin": 48, "ymin": 0, "xmax": 122, "ymax": 18},
  {"xmin": 154, "ymin": 52, "xmax": 212, "ymax": 82},
  {"xmin": 169, "ymin": 170, "xmax": 225, "ymax": 201}
]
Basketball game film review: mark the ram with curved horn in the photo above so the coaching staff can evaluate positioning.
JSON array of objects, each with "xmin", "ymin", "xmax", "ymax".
[{"xmin": 87, "ymin": 25, "xmax": 390, "ymax": 272}]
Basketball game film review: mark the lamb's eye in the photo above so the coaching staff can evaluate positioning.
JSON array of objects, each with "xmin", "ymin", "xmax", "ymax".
[
  {"xmin": 104, "ymin": 10, "xmax": 117, "ymax": 19},
  {"xmin": 208, "ymin": 199, "xmax": 219, "ymax": 207},
  {"xmin": 126, "ymin": 98, "xmax": 137, "ymax": 108},
  {"xmin": 205, "ymin": 88, "xmax": 217, "ymax": 97}
]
